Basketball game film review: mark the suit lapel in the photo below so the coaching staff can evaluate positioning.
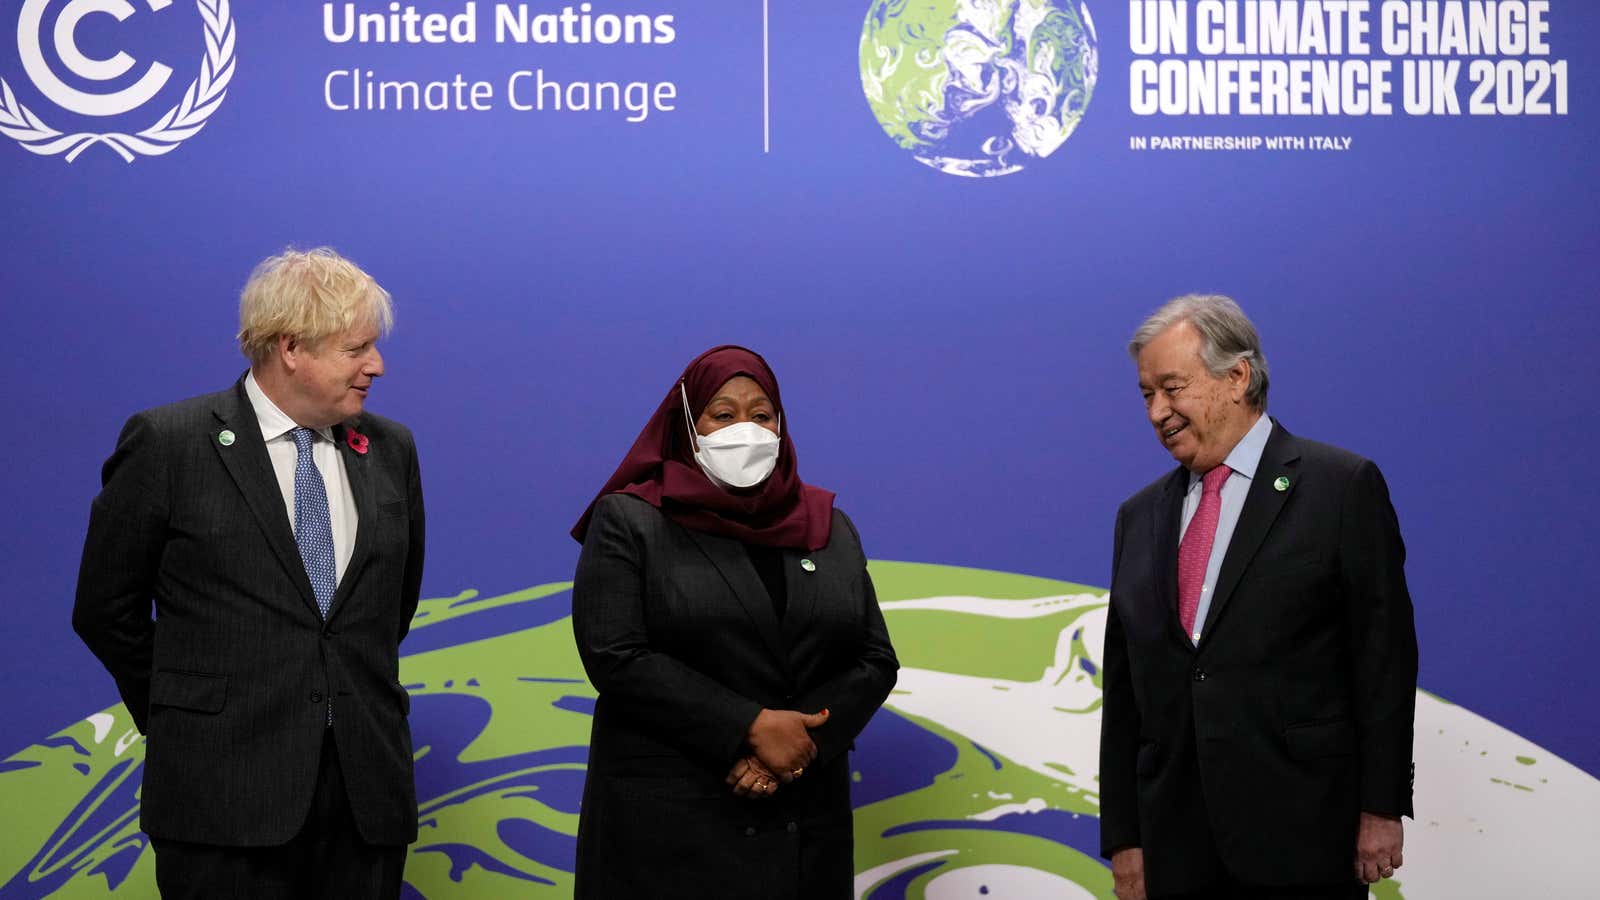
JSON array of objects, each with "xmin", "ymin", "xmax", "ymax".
[
  {"xmin": 326, "ymin": 420, "xmax": 374, "ymax": 624},
  {"xmin": 1199, "ymin": 421, "xmax": 1302, "ymax": 639},
  {"xmin": 684, "ymin": 529, "xmax": 791, "ymax": 674},
  {"xmin": 211, "ymin": 380, "xmax": 320, "ymax": 617},
  {"xmin": 1152, "ymin": 465, "xmax": 1189, "ymax": 644}
]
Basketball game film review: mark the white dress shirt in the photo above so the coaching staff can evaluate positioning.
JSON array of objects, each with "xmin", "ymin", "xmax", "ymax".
[
  {"xmin": 245, "ymin": 371, "xmax": 358, "ymax": 586},
  {"xmin": 1178, "ymin": 414, "xmax": 1273, "ymax": 645}
]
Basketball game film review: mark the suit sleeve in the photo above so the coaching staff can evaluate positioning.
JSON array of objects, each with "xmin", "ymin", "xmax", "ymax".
[
  {"xmin": 790, "ymin": 512, "xmax": 899, "ymax": 769},
  {"xmin": 1099, "ymin": 504, "xmax": 1142, "ymax": 857},
  {"xmin": 572, "ymin": 496, "xmax": 765, "ymax": 766},
  {"xmin": 1340, "ymin": 460, "xmax": 1418, "ymax": 818},
  {"xmin": 72, "ymin": 412, "xmax": 170, "ymax": 735},
  {"xmin": 397, "ymin": 429, "xmax": 426, "ymax": 644}
]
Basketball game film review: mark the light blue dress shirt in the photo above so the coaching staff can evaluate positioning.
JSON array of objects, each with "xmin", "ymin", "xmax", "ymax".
[{"xmin": 1178, "ymin": 414, "xmax": 1273, "ymax": 645}]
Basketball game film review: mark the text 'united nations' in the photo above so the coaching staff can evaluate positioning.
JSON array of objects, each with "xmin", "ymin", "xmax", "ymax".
[{"xmin": 320, "ymin": 2, "xmax": 678, "ymax": 121}]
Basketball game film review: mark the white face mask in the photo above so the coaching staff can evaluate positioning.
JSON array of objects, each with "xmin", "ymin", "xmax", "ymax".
[{"xmin": 681, "ymin": 383, "xmax": 781, "ymax": 490}]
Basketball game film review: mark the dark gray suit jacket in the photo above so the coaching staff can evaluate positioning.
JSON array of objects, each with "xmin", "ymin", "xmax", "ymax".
[
  {"xmin": 1099, "ymin": 421, "xmax": 1417, "ymax": 892},
  {"xmin": 571, "ymin": 493, "xmax": 898, "ymax": 899},
  {"xmin": 73, "ymin": 377, "xmax": 425, "ymax": 846}
]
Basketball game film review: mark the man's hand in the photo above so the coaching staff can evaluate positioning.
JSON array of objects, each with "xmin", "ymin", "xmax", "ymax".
[
  {"xmin": 745, "ymin": 708, "xmax": 828, "ymax": 781},
  {"xmin": 1354, "ymin": 811, "xmax": 1404, "ymax": 884},
  {"xmin": 726, "ymin": 755, "xmax": 780, "ymax": 799},
  {"xmin": 1110, "ymin": 847, "xmax": 1146, "ymax": 900}
]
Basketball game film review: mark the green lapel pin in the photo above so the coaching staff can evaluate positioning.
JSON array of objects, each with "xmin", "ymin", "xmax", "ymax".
[
  {"xmin": 218, "ymin": 429, "xmax": 235, "ymax": 447},
  {"xmin": 1273, "ymin": 475, "xmax": 1290, "ymax": 492},
  {"xmin": 800, "ymin": 558, "xmax": 816, "ymax": 572}
]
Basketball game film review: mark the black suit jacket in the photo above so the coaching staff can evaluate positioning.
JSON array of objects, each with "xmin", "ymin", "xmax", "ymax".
[
  {"xmin": 1099, "ymin": 421, "xmax": 1417, "ymax": 892},
  {"xmin": 570, "ymin": 493, "xmax": 898, "ymax": 899},
  {"xmin": 73, "ymin": 377, "xmax": 425, "ymax": 846}
]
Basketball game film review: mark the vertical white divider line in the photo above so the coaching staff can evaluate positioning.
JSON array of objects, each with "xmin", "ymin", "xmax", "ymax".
[{"xmin": 763, "ymin": 0, "xmax": 771, "ymax": 153}]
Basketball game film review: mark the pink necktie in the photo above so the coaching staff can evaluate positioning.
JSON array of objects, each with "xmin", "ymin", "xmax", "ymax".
[{"xmin": 1178, "ymin": 464, "xmax": 1232, "ymax": 638}]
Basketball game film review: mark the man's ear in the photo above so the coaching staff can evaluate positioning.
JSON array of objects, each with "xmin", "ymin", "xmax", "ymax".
[
  {"xmin": 1229, "ymin": 358, "xmax": 1252, "ymax": 404},
  {"xmin": 277, "ymin": 334, "xmax": 300, "ymax": 373}
]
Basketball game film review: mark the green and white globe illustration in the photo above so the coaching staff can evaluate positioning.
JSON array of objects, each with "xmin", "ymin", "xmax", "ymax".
[
  {"xmin": 860, "ymin": 0, "xmax": 1099, "ymax": 177},
  {"xmin": 4, "ymin": 561, "xmax": 1598, "ymax": 897}
]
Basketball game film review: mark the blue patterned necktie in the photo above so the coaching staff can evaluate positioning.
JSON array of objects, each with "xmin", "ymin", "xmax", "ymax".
[{"xmin": 291, "ymin": 427, "xmax": 337, "ymax": 619}]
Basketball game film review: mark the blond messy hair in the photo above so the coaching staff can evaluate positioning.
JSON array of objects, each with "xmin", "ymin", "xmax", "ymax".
[{"xmin": 237, "ymin": 247, "xmax": 394, "ymax": 364}]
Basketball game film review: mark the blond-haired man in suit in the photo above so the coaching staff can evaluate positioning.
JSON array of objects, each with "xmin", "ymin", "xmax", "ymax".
[{"xmin": 74, "ymin": 248, "xmax": 425, "ymax": 898}]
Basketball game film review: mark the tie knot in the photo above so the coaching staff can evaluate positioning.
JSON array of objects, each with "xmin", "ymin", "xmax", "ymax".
[
  {"xmin": 291, "ymin": 427, "xmax": 316, "ymax": 453},
  {"xmin": 1202, "ymin": 464, "xmax": 1231, "ymax": 495}
]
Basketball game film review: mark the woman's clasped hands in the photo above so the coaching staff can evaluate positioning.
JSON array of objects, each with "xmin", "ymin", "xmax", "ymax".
[{"xmin": 726, "ymin": 708, "xmax": 830, "ymax": 799}]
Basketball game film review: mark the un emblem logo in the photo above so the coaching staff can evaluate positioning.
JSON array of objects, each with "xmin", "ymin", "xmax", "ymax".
[{"xmin": 0, "ymin": 0, "xmax": 235, "ymax": 162}]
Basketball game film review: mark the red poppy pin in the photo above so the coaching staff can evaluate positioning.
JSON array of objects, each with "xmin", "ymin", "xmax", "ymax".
[{"xmin": 346, "ymin": 429, "xmax": 370, "ymax": 455}]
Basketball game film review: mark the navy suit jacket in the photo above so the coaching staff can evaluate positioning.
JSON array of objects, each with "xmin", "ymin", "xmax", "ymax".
[
  {"xmin": 73, "ymin": 376, "xmax": 425, "ymax": 846},
  {"xmin": 1099, "ymin": 420, "xmax": 1417, "ymax": 892}
]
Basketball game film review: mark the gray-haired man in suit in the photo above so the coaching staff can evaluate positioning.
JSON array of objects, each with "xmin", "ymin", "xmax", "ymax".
[
  {"xmin": 73, "ymin": 248, "xmax": 425, "ymax": 899},
  {"xmin": 1099, "ymin": 295, "xmax": 1416, "ymax": 900}
]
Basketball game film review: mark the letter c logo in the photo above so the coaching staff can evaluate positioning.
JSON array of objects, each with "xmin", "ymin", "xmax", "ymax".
[{"xmin": 17, "ymin": 0, "xmax": 173, "ymax": 117}]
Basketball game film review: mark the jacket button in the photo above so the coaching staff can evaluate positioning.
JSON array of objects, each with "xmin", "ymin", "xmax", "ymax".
[
  {"xmin": 786, "ymin": 821, "xmax": 798, "ymax": 833},
  {"xmin": 1192, "ymin": 669, "xmax": 1207, "ymax": 682},
  {"xmin": 310, "ymin": 690, "xmax": 323, "ymax": 703},
  {"xmin": 744, "ymin": 826, "xmax": 757, "ymax": 837}
]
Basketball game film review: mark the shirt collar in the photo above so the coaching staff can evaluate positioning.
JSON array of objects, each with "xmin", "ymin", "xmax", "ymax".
[
  {"xmin": 1189, "ymin": 413, "xmax": 1273, "ymax": 488},
  {"xmin": 244, "ymin": 371, "xmax": 334, "ymax": 444}
]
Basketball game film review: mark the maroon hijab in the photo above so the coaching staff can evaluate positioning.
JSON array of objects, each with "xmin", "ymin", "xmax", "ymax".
[{"xmin": 570, "ymin": 345, "xmax": 836, "ymax": 551}]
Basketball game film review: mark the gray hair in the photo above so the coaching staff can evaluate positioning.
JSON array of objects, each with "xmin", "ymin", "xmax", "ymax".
[{"xmin": 1128, "ymin": 294, "xmax": 1269, "ymax": 410}]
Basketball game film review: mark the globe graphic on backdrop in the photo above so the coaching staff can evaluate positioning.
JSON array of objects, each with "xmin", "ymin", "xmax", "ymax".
[
  {"xmin": 860, "ymin": 0, "xmax": 1099, "ymax": 177},
  {"xmin": 5, "ymin": 561, "xmax": 1599, "ymax": 897}
]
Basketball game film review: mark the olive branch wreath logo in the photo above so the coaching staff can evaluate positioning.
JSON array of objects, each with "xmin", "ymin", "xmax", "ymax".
[{"xmin": 0, "ymin": 0, "xmax": 235, "ymax": 163}]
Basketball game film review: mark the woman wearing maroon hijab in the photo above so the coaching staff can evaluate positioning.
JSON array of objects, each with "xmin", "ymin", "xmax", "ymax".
[{"xmin": 570, "ymin": 345, "xmax": 898, "ymax": 900}]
